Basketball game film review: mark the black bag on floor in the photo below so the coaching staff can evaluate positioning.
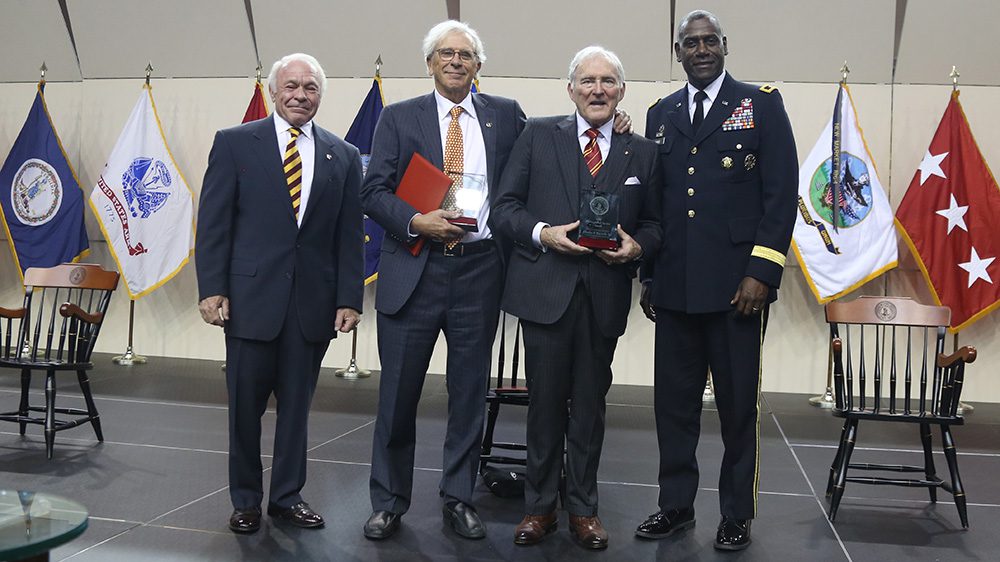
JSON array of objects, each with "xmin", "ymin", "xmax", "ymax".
[{"xmin": 481, "ymin": 466, "xmax": 526, "ymax": 498}]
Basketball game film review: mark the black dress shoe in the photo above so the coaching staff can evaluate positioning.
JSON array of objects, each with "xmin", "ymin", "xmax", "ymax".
[
  {"xmin": 443, "ymin": 501, "xmax": 486, "ymax": 539},
  {"xmin": 364, "ymin": 510, "xmax": 401, "ymax": 540},
  {"xmin": 635, "ymin": 507, "xmax": 695, "ymax": 539},
  {"xmin": 229, "ymin": 507, "xmax": 262, "ymax": 534},
  {"xmin": 266, "ymin": 501, "xmax": 325, "ymax": 529},
  {"xmin": 715, "ymin": 516, "xmax": 752, "ymax": 551}
]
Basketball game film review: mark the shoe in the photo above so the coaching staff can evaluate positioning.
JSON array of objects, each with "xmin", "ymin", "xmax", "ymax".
[
  {"xmin": 714, "ymin": 516, "xmax": 752, "ymax": 551},
  {"xmin": 443, "ymin": 501, "xmax": 486, "ymax": 539},
  {"xmin": 635, "ymin": 507, "xmax": 696, "ymax": 539},
  {"xmin": 568, "ymin": 514, "xmax": 608, "ymax": 550},
  {"xmin": 228, "ymin": 507, "xmax": 261, "ymax": 534},
  {"xmin": 364, "ymin": 510, "xmax": 401, "ymax": 540},
  {"xmin": 266, "ymin": 501, "xmax": 325, "ymax": 529},
  {"xmin": 514, "ymin": 512, "xmax": 558, "ymax": 545}
]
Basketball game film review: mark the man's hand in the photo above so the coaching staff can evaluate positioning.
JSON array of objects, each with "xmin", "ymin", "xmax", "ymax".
[
  {"xmin": 597, "ymin": 225, "xmax": 642, "ymax": 265},
  {"xmin": 335, "ymin": 307, "xmax": 361, "ymax": 333},
  {"xmin": 730, "ymin": 276, "xmax": 768, "ymax": 317},
  {"xmin": 411, "ymin": 209, "xmax": 466, "ymax": 243},
  {"xmin": 612, "ymin": 108, "xmax": 633, "ymax": 135},
  {"xmin": 639, "ymin": 281, "xmax": 656, "ymax": 322},
  {"xmin": 198, "ymin": 295, "xmax": 229, "ymax": 327},
  {"xmin": 540, "ymin": 221, "xmax": 592, "ymax": 255}
]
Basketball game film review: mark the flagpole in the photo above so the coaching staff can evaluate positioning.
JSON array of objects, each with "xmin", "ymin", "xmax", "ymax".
[
  {"xmin": 112, "ymin": 300, "xmax": 147, "ymax": 365},
  {"xmin": 19, "ymin": 62, "xmax": 49, "ymax": 358},
  {"xmin": 336, "ymin": 55, "xmax": 383, "ymax": 381},
  {"xmin": 948, "ymin": 66, "xmax": 974, "ymax": 415}
]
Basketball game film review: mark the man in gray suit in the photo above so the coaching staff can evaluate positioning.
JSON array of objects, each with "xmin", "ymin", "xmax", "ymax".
[
  {"xmin": 360, "ymin": 20, "xmax": 526, "ymax": 540},
  {"xmin": 491, "ymin": 46, "xmax": 662, "ymax": 550}
]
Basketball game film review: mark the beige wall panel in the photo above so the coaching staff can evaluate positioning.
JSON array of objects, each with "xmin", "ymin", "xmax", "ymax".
[
  {"xmin": 251, "ymin": 0, "xmax": 446, "ymax": 79},
  {"xmin": 66, "ymin": 0, "xmax": 256, "ymax": 79},
  {"xmin": 464, "ymin": 1, "xmax": 672, "ymax": 82},
  {"xmin": 896, "ymin": 0, "xmax": 1000, "ymax": 86},
  {"xmin": 674, "ymin": 0, "xmax": 895, "ymax": 84},
  {"xmin": 0, "ymin": 0, "xmax": 81, "ymax": 82}
]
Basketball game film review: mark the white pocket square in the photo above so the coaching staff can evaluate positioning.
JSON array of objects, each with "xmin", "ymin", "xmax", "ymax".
[{"xmin": 624, "ymin": 176, "xmax": 642, "ymax": 185}]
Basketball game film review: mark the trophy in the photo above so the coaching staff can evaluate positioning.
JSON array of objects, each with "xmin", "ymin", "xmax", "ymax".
[
  {"xmin": 444, "ymin": 172, "xmax": 487, "ymax": 232},
  {"xmin": 578, "ymin": 188, "xmax": 620, "ymax": 250}
]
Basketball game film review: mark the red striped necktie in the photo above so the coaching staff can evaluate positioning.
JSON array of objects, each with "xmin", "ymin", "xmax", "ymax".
[{"xmin": 583, "ymin": 128, "xmax": 603, "ymax": 177}]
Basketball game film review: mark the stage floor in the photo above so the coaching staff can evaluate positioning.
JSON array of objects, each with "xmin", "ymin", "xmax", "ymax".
[{"xmin": 1, "ymin": 353, "xmax": 997, "ymax": 561}]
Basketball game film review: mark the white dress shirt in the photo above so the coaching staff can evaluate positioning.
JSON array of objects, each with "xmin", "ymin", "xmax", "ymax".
[
  {"xmin": 686, "ymin": 71, "xmax": 727, "ymax": 123},
  {"xmin": 273, "ymin": 113, "xmax": 314, "ymax": 227},
  {"xmin": 434, "ymin": 89, "xmax": 490, "ymax": 242}
]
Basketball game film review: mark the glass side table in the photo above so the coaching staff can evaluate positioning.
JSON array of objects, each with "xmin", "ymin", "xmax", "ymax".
[{"xmin": 0, "ymin": 490, "xmax": 88, "ymax": 562}]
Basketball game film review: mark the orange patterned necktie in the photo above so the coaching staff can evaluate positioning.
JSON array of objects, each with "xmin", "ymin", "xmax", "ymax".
[
  {"xmin": 583, "ymin": 128, "xmax": 603, "ymax": 177},
  {"xmin": 441, "ymin": 106, "xmax": 464, "ymax": 211},
  {"xmin": 284, "ymin": 127, "xmax": 303, "ymax": 221}
]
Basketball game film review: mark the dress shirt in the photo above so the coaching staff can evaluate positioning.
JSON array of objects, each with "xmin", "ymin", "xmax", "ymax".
[
  {"xmin": 273, "ymin": 113, "xmax": 315, "ymax": 227},
  {"xmin": 686, "ymin": 71, "xmax": 727, "ymax": 123}
]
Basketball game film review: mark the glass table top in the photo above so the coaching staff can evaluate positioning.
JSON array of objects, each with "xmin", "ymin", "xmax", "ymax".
[{"xmin": 0, "ymin": 490, "xmax": 88, "ymax": 560}]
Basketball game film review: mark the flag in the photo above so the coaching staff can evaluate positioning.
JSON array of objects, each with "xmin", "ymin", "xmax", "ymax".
[
  {"xmin": 896, "ymin": 91, "xmax": 1000, "ymax": 331},
  {"xmin": 89, "ymin": 85, "xmax": 194, "ymax": 298},
  {"xmin": 791, "ymin": 84, "xmax": 897, "ymax": 303},
  {"xmin": 0, "ymin": 84, "xmax": 89, "ymax": 279},
  {"xmin": 344, "ymin": 76, "xmax": 386, "ymax": 285},
  {"xmin": 242, "ymin": 81, "xmax": 269, "ymax": 123}
]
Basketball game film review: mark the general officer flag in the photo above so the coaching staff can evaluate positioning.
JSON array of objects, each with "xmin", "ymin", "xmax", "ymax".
[
  {"xmin": 89, "ymin": 85, "xmax": 194, "ymax": 298},
  {"xmin": 896, "ymin": 91, "xmax": 1000, "ymax": 331},
  {"xmin": 791, "ymin": 84, "xmax": 897, "ymax": 303},
  {"xmin": 242, "ymin": 80, "xmax": 269, "ymax": 123},
  {"xmin": 0, "ymin": 85, "xmax": 89, "ymax": 279},
  {"xmin": 344, "ymin": 76, "xmax": 385, "ymax": 285}
]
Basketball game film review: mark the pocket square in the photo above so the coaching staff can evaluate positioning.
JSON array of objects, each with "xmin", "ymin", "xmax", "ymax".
[{"xmin": 624, "ymin": 176, "xmax": 642, "ymax": 185}]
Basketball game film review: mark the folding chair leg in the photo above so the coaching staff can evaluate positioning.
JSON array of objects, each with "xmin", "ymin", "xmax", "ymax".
[
  {"xmin": 941, "ymin": 426, "xmax": 968, "ymax": 529},
  {"xmin": 44, "ymin": 371, "xmax": 56, "ymax": 460},
  {"xmin": 829, "ymin": 419, "xmax": 858, "ymax": 522},
  {"xmin": 18, "ymin": 368, "xmax": 31, "ymax": 436},
  {"xmin": 919, "ymin": 422, "xmax": 937, "ymax": 503},
  {"xmin": 826, "ymin": 420, "xmax": 849, "ymax": 498},
  {"xmin": 77, "ymin": 370, "xmax": 103, "ymax": 442}
]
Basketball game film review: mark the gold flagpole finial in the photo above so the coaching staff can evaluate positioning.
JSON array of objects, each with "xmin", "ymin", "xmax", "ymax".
[
  {"xmin": 256, "ymin": 63, "xmax": 262, "ymax": 84},
  {"xmin": 950, "ymin": 66, "xmax": 960, "ymax": 91},
  {"xmin": 839, "ymin": 61, "xmax": 850, "ymax": 85},
  {"xmin": 375, "ymin": 55, "xmax": 383, "ymax": 79},
  {"xmin": 145, "ymin": 62, "xmax": 153, "ymax": 86},
  {"xmin": 39, "ymin": 61, "xmax": 47, "ymax": 84}
]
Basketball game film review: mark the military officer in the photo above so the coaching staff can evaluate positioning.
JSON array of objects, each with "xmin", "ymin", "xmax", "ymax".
[{"xmin": 634, "ymin": 9, "xmax": 798, "ymax": 551}]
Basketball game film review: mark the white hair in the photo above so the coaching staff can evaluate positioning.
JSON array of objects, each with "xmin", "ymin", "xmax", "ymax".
[
  {"xmin": 676, "ymin": 10, "xmax": 725, "ymax": 43},
  {"xmin": 567, "ymin": 46, "xmax": 625, "ymax": 85},
  {"xmin": 421, "ymin": 20, "xmax": 487, "ymax": 64},
  {"xmin": 267, "ymin": 53, "xmax": 328, "ymax": 97}
]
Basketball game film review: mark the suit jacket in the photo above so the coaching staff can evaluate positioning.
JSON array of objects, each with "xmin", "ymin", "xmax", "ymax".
[
  {"xmin": 491, "ymin": 115, "xmax": 663, "ymax": 339},
  {"xmin": 360, "ymin": 92, "xmax": 526, "ymax": 315},
  {"xmin": 643, "ymin": 73, "xmax": 797, "ymax": 314},
  {"xmin": 195, "ymin": 116, "xmax": 364, "ymax": 342}
]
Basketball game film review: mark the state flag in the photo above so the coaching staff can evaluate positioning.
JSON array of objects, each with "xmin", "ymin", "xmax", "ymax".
[
  {"xmin": 344, "ymin": 76, "xmax": 385, "ymax": 285},
  {"xmin": 242, "ymin": 81, "xmax": 269, "ymax": 123}
]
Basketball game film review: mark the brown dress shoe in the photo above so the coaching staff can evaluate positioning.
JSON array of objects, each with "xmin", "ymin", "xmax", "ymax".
[
  {"xmin": 569, "ymin": 514, "xmax": 608, "ymax": 550},
  {"xmin": 514, "ymin": 512, "xmax": 558, "ymax": 545}
]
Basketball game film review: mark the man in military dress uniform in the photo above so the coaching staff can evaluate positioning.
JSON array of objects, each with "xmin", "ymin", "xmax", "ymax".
[{"xmin": 634, "ymin": 9, "xmax": 797, "ymax": 551}]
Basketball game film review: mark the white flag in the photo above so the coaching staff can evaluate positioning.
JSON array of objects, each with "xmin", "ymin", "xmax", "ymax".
[
  {"xmin": 791, "ymin": 84, "xmax": 897, "ymax": 303},
  {"xmin": 89, "ymin": 85, "xmax": 194, "ymax": 298}
]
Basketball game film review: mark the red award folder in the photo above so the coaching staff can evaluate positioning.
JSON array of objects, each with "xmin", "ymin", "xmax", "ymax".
[{"xmin": 395, "ymin": 152, "xmax": 452, "ymax": 256}]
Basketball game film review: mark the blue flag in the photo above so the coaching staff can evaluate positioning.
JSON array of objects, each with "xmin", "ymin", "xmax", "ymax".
[
  {"xmin": 344, "ymin": 77, "xmax": 385, "ymax": 285},
  {"xmin": 0, "ymin": 86, "xmax": 89, "ymax": 279}
]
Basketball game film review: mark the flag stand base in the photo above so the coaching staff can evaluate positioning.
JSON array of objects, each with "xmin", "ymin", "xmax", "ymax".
[
  {"xmin": 809, "ymin": 387, "xmax": 836, "ymax": 408},
  {"xmin": 702, "ymin": 375, "xmax": 715, "ymax": 403},
  {"xmin": 112, "ymin": 345, "xmax": 147, "ymax": 366},
  {"xmin": 335, "ymin": 358, "xmax": 370, "ymax": 380},
  {"xmin": 958, "ymin": 402, "xmax": 974, "ymax": 415}
]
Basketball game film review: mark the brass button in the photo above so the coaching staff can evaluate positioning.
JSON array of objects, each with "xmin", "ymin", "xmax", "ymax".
[
  {"xmin": 736, "ymin": 143, "xmax": 743, "ymax": 150},
  {"xmin": 688, "ymin": 210, "xmax": 696, "ymax": 218},
  {"xmin": 687, "ymin": 188, "xmax": 695, "ymax": 196},
  {"xmin": 690, "ymin": 146, "xmax": 698, "ymax": 155},
  {"xmin": 687, "ymin": 166, "xmax": 695, "ymax": 175}
]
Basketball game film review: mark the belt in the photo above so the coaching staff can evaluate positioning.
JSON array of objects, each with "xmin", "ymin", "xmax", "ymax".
[{"xmin": 428, "ymin": 239, "xmax": 495, "ymax": 257}]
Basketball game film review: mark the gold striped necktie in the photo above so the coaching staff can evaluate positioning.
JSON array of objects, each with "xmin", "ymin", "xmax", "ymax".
[
  {"xmin": 583, "ymin": 128, "xmax": 603, "ymax": 177},
  {"xmin": 284, "ymin": 126, "xmax": 303, "ymax": 221}
]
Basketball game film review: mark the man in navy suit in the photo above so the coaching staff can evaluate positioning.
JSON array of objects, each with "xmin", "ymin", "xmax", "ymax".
[
  {"xmin": 196, "ymin": 53, "xmax": 363, "ymax": 534},
  {"xmin": 635, "ymin": 10, "xmax": 797, "ymax": 551},
  {"xmin": 360, "ymin": 20, "xmax": 526, "ymax": 541}
]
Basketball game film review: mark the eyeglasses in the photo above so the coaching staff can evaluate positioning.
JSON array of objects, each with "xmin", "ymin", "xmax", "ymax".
[{"xmin": 436, "ymin": 48, "xmax": 477, "ymax": 63}]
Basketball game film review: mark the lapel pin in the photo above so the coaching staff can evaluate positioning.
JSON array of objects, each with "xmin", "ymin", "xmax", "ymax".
[
  {"xmin": 486, "ymin": 121, "xmax": 493, "ymax": 128},
  {"xmin": 624, "ymin": 150, "xmax": 630, "ymax": 156},
  {"xmin": 675, "ymin": 102, "xmax": 682, "ymax": 108},
  {"xmin": 656, "ymin": 124, "xmax": 665, "ymax": 137},
  {"xmin": 722, "ymin": 100, "xmax": 729, "ymax": 106},
  {"xmin": 326, "ymin": 153, "xmax": 332, "ymax": 160}
]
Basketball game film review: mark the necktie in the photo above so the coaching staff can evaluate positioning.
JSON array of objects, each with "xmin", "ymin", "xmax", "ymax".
[
  {"xmin": 441, "ymin": 105, "xmax": 464, "ymax": 211},
  {"xmin": 583, "ymin": 128, "xmax": 602, "ymax": 177},
  {"xmin": 284, "ymin": 126, "xmax": 303, "ymax": 221},
  {"xmin": 692, "ymin": 90, "xmax": 708, "ymax": 132}
]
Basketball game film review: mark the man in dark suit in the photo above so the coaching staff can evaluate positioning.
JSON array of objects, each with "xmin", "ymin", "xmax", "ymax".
[
  {"xmin": 634, "ymin": 10, "xmax": 797, "ymax": 551},
  {"xmin": 359, "ymin": 20, "xmax": 526, "ymax": 541},
  {"xmin": 491, "ymin": 46, "xmax": 661, "ymax": 550},
  {"xmin": 196, "ymin": 53, "xmax": 363, "ymax": 534}
]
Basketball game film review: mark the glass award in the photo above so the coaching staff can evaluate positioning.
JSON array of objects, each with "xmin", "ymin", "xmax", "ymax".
[
  {"xmin": 445, "ymin": 172, "xmax": 486, "ymax": 232},
  {"xmin": 578, "ymin": 189, "xmax": 620, "ymax": 250}
]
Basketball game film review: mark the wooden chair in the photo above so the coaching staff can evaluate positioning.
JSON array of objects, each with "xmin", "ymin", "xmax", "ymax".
[
  {"xmin": 0, "ymin": 264, "xmax": 120, "ymax": 459},
  {"xmin": 825, "ymin": 296, "xmax": 977, "ymax": 528},
  {"xmin": 479, "ymin": 314, "xmax": 530, "ymax": 481}
]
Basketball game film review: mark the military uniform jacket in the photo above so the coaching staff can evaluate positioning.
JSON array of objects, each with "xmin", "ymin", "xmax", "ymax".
[{"xmin": 642, "ymin": 72, "xmax": 797, "ymax": 314}]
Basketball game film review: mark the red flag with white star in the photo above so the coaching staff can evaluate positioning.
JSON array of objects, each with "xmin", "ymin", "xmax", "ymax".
[{"xmin": 896, "ymin": 91, "xmax": 1000, "ymax": 331}]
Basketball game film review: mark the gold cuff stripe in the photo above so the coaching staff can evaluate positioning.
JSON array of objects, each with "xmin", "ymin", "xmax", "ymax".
[{"xmin": 751, "ymin": 245, "xmax": 786, "ymax": 267}]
